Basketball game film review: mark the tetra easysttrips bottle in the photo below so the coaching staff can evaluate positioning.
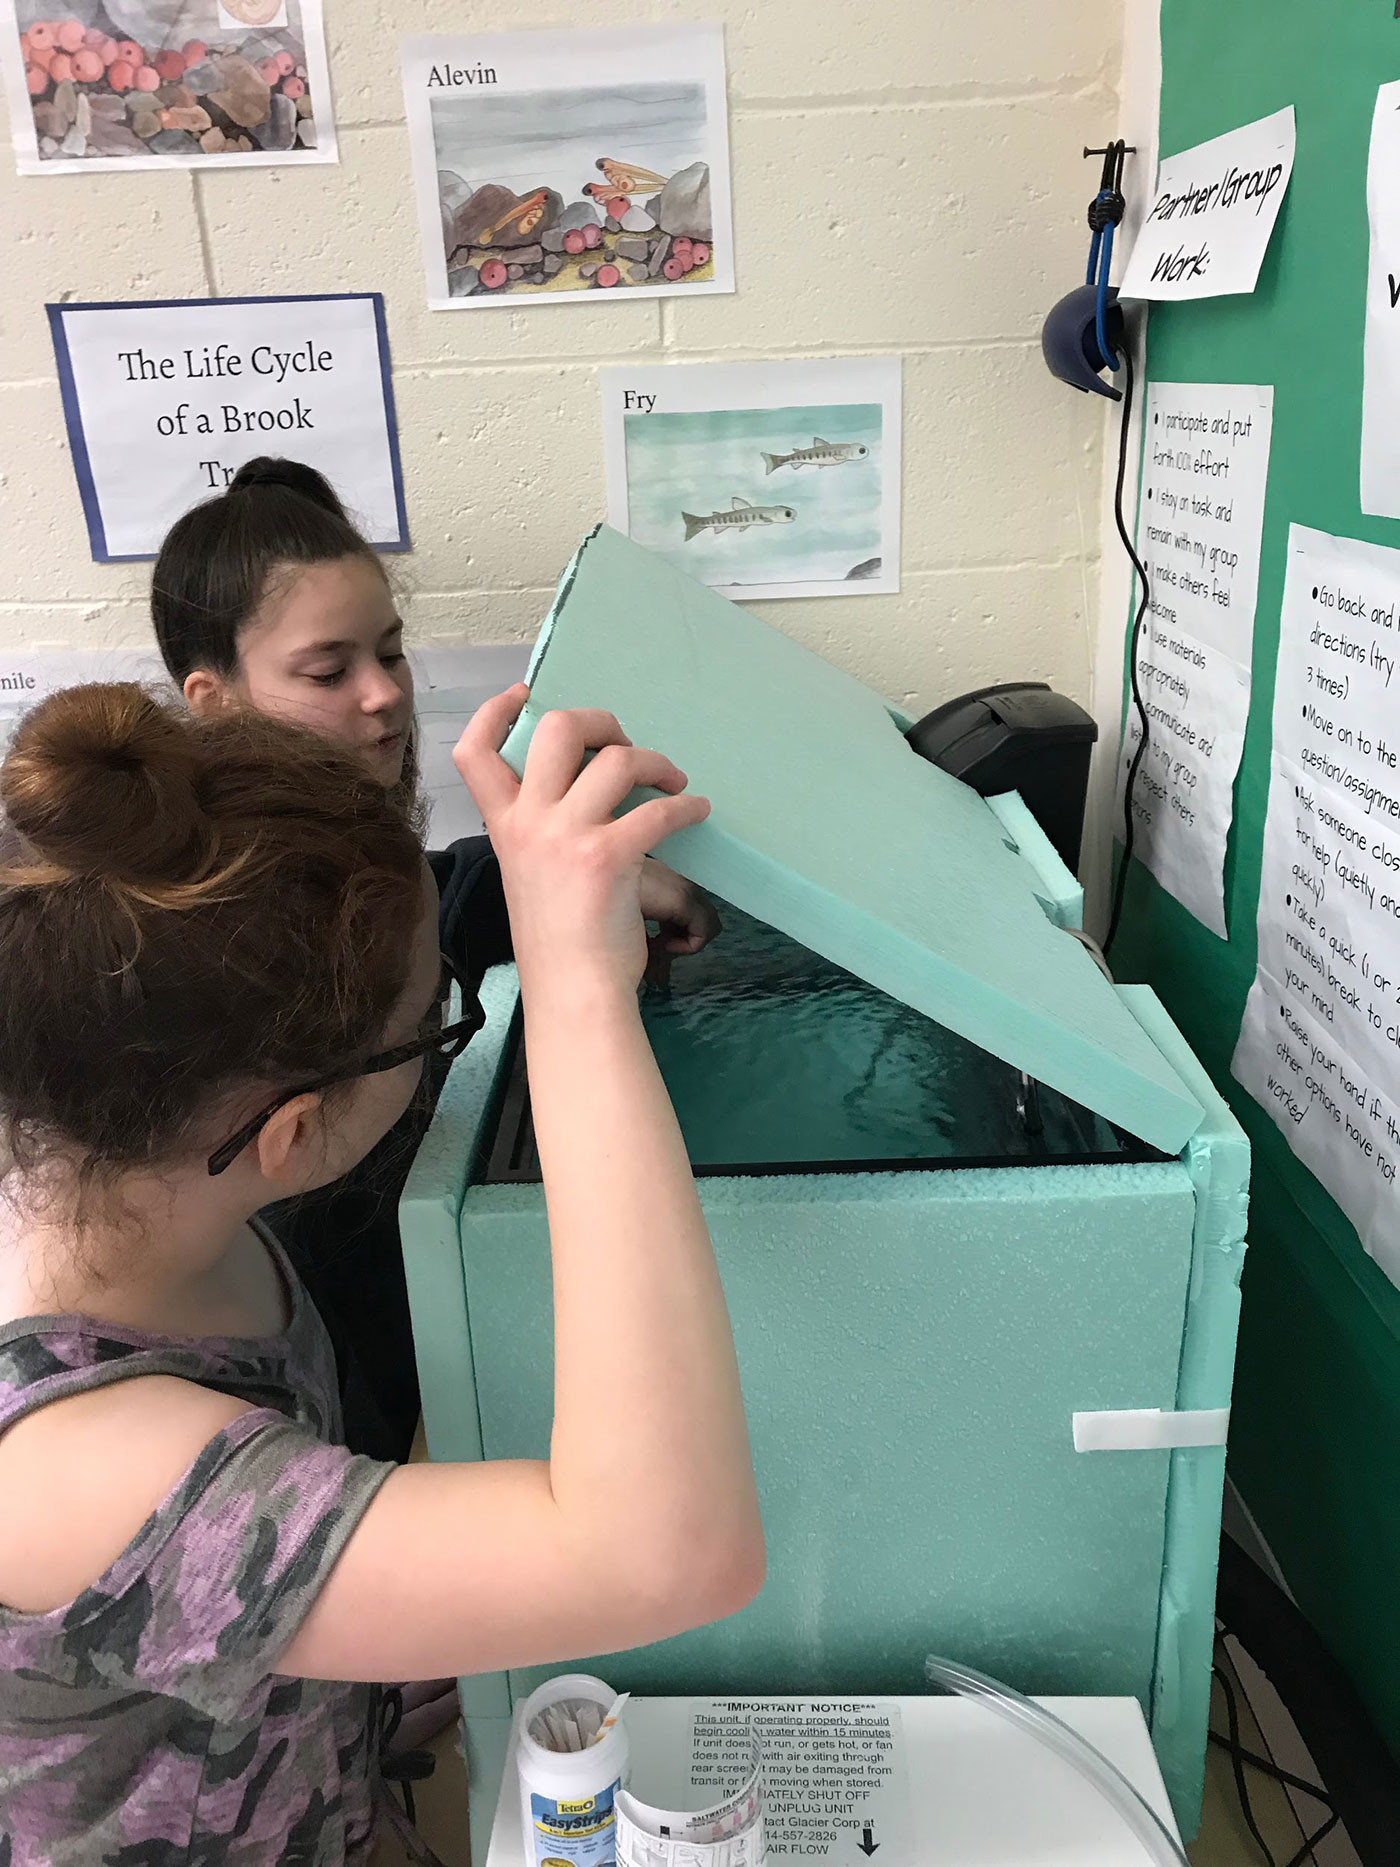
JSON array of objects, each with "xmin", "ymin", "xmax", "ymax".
[{"xmin": 517, "ymin": 1673, "xmax": 630, "ymax": 1867}]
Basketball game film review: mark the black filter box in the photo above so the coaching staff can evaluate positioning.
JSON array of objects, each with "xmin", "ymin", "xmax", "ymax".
[{"xmin": 905, "ymin": 682, "xmax": 1098, "ymax": 872}]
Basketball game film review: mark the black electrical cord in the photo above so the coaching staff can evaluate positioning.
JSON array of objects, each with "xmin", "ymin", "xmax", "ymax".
[
  {"xmin": 1103, "ymin": 340, "xmax": 1151, "ymax": 956},
  {"xmin": 1214, "ymin": 1531, "xmax": 1400, "ymax": 1866},
  {"xmin": 1207, "ymin": 1727, "xmax": 1340, "ymax": 1807},
  {"xmin": 376, "ymin": 1684, "xmax": 439, "ymax": 1830},
  {"xmin": 1213, "ymin": 1659, "xmax": 1287, "ymax": 1867},
  {"xmin": 1211, "ymin": 1658, "xmax": 1341, "ymax": 1867}
]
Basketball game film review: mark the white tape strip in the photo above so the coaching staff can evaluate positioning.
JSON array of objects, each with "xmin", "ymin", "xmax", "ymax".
[{"xmin": 1072, "ymin": 1407, "xmax": 1230, "ymax": 1452}]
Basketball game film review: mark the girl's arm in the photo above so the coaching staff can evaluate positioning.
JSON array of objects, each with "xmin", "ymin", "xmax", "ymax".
[{"xmin": 276, "ymin": 689, "xmax": 765, "ymax": 1682}]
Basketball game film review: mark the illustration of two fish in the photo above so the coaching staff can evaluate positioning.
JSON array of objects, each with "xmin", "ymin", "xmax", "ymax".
[{"xmin": 682, "ymin": 437, "xmax": 869, "ymax": 542}]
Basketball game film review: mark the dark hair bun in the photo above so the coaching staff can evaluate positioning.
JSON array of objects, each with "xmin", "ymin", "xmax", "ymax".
[
  {"xmin": 229, "ymin": 456, "xmax": 348, "ymax": 521},
  {"xmin": 1, "ymin": 684, "xmax": 212, "ymax": 890}
]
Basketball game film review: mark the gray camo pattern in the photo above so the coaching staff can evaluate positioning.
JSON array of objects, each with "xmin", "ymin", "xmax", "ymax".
[{"xmin": 0, "ymin": 1230, "xmax": 396, "ymax": 1864}]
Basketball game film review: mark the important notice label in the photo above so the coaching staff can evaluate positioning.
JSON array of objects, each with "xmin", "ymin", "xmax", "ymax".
[{"xmin": 689, "ymin": 1701, "xmax": 909, "ymax": 1863}]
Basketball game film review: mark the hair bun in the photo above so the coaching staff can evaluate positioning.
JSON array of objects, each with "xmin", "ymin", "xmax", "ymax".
[
  {"xmin": 228, "ymin": 455, "xmax": 348, "ymax": 520},
  {"xmin": 1, "ymin": 684, "xmax": 212, "ymax": 891}
]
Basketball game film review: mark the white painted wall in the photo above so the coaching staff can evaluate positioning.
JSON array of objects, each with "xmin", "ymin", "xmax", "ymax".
[{"xmin": 0, "ymin": 0, "xmax": 1122, "ymax": 720}]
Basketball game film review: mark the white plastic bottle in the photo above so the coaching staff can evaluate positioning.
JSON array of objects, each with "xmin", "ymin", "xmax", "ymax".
[{"xmin": 517, "ymin": 1673, "xmax": 630, "ymax": 1867}]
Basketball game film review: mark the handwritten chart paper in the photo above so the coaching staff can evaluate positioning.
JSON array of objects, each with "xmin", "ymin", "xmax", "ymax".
[
  {"xmin": 1233, "ymin": 527, "xmax": 1400, "ymax": 1283},
  {"xmin": 1361, "ymin": 80, "xmax": 1400, "ymax": 519},
  {"xmin": 1119, "ymin": 383, "xmax": 1272, "ymax": 937},
  {"xmin": 1120, "ymin": 107, "xmax": 1294, "ymax": 302},
  {"xmin": 48, "ymin": 294, "xmax": 407, "ymax": 561}
]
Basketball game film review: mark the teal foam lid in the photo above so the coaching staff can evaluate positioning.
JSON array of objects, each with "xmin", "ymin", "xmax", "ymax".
[{"xmin": 502, "ymin": 526, "xmax": 1202, "ymax": 1154}]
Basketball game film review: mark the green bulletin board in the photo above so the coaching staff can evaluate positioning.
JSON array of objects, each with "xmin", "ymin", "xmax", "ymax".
[{"xmin": 1112, "ymin": 0, "xmax": 1400, "ymax": 1752}]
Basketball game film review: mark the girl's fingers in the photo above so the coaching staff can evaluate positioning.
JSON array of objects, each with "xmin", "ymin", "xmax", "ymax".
[
  {"xmin": 659, "ymin": 932, "xmax": 709, "ymax": 955},
  {"xmin": 643, "ymin": 945, "xmax": 675, "ymax": 990},
  {"xmin": 458, "ymin": 695, "xmax": 702, "ymax": 883},
  {"xmin": 564, "ymin": 744, "xmax": 688, "ymax": 822},
  {"xmin": 610, "ymin": 791, "xmax": 711, "ymax": 862},
  {"xmin": 519, "ymin": 708, "xmax": 632, "ymax": 806},
  {"xmin": 452, "ymin": 685, "xmax": 529, "ymax": 821}
]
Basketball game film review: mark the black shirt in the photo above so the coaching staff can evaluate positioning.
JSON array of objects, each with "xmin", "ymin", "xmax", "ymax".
[{"xmin": 261, "ymin": 837, "xmax": 512, "ymax": 1463}]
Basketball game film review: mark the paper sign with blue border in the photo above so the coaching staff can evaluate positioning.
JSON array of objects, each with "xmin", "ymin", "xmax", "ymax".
[{"xmin": 47, "ymin": 293, "xmax": 409, "ymax": 563}]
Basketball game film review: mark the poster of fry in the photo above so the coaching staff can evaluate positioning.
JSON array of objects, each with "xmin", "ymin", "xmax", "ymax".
[
  {"xmin": 1, "ymin": 0, "xmax": 336, "ymax": 173},
  {"xmin": 602, "ymin": 358, "xmax": 902, "ymax": 601},
  {"xmin": 401, "ymin": 23, "xmax": 733, "ymax": 309}
]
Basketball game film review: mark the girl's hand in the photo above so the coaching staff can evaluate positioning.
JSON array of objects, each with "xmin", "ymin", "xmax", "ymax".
[
  {"xmin": 454, "ymin": 685, "xmax": 710, "ymax": 1003},
  {"xmin": 639, "ymin": 860, "xmax": 722, "ymax": 989}
]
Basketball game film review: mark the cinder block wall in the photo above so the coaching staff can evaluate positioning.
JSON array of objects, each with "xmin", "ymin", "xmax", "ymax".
[{"xmin": 0, "ymin": 0, "xmax": 1121, "ymax": 714}]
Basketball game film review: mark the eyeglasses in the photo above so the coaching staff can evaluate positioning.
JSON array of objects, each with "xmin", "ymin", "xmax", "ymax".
[{"xmin": 207, "ymin": 955, "xmax": 485, "ymax": 1177}]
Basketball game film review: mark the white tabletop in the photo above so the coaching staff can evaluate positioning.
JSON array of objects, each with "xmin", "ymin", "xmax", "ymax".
[{"xmin": 487, "ymin": 1694, "xmax": 1180, "ymax": 1867}]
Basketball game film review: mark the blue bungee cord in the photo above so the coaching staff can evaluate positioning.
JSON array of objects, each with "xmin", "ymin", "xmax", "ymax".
[{"xmin": 1086, "ymin": 140, "xmax": 1129, "ymax": 374}]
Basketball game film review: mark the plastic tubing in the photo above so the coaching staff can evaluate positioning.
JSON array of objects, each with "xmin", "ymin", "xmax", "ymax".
[{"xmin": 924, "ymin": 1655, "xmax": 1190, "ymax": 1867}]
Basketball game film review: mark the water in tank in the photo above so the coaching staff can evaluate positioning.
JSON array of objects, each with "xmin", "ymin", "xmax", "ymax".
[
  {"xmin": 633, "ymin": 901, "xmax": 1142, "ymax": 1172},
  {"xmin": 485, "ymin": 900, "xmax": 1153, "ymax": 1183}
]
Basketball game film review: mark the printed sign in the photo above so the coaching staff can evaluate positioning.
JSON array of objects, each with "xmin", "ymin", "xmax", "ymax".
[
  {"xmin": 1119, "ymin": 106, "xmax": 1295, "ymax": 301},
  {"xmin": 0, "ymin": 651, "xmax": 168, "ymax": 762},
  {"xmin": 706, "ymin": 1701, "xmax": 906, "ymax": 1864},
  {"xmin": 48, "ymin": 293, "xmax": 407, "ymax": 561}
]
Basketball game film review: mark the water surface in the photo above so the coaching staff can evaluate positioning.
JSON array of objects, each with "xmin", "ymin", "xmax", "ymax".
[{"xmin": 640, "ymin": 903, "xmax": 1125, "ymax": 1169}]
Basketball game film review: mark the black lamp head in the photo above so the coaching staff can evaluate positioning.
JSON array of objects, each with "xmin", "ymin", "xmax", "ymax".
[{"xmin": 1041, "ymin": 283, "xmax": 1125, "ymax": 401}]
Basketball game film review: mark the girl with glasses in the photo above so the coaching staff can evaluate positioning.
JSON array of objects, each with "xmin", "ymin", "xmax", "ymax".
[
  {"xmin": 149, "ymin": 458, "xmax": 720, "ymax": 1469},
  {"xmin": 0, "ymin": 681, "xmax": 762, "ymax": 1867}
]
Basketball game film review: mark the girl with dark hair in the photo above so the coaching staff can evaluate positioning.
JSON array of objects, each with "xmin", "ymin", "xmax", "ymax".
[
  {"xmin": 0, "ymin": 682, "xmax": 762, "ymax": 1867},
  {"xmin": 151, "ymin": 458, "xmax": 719, "ymax": 1467},
  {"xmin": 153, "ymin": 457, "xmax": 425, "ymax": 810}
]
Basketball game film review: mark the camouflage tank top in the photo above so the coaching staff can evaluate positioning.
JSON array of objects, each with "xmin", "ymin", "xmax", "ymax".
[{"xmin": 0, "ymin": 1225, "xmax": 397, "ymax": 1866}]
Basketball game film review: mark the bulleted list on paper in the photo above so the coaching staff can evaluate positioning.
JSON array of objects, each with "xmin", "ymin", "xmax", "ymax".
[
  {"xmin": 1120, "ymin": 382, "xmax": 1272, "ymax": 937},
  {"xmin": 1234, "ymin": 525, "xmax": 1400, "ymax": 1282}
]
